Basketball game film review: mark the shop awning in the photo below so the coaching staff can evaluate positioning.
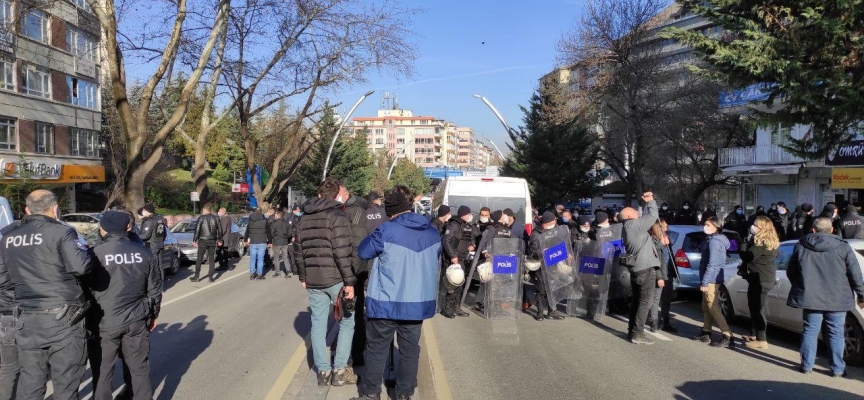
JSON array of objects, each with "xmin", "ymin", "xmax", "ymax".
[{"xmin": 721, "ymin": 163, "xmax": 802, "ymax": 176}]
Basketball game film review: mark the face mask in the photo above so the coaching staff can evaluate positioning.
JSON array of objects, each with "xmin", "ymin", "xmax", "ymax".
[
  {"xmin": 295, "ymin": 212, "xmax": 302, "ymax": 216},
  {"xmin": 778, "ymin": 208, "xmax": 786, "ymax": 215},
  {"xmin": 580, "ymin": 227, "xmax": 590, "ymax": 233},
  {"xmin": 750, "ymin": 225, "xmax": 758, "ymax": 235},
  {"xmin": 336, "ymin": 195, "xmax": 345, "ymax": 203},
  {"xmin": 736, "ymin": 210, "xmax": 743, "ymax": 215},
  {"xmin": 683, "ymin": 206, "xmax": 690, "ymax": 210},
  {"xmin": 562, "ymin": 217, "xmax": 570, "ymax": 223},
  {"xmin": 598, "ymin": 223, "xmax": 610, "ymax": 228},
  {"xmin": 662, "ymin": 206, "xmax": 668, "ymax": 211},
  {"xmin": 465, "ymin": 216, "xmax": 474, "ymax": 224},
  {"xmin": 479, "ymin": 217, "xmax": 489, "ymax": 223},
  {"xmin": 703, "ymin": 225, "xmax": 714, "ymax": 235}
]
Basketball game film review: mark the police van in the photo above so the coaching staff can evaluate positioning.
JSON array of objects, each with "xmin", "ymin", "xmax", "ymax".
[{"xmin": 432, "ymin": 176, "xmax": 534, "ymax": 236}]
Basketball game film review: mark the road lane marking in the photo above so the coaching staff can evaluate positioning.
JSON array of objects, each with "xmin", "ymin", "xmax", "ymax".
[
  {"xmin": 161, "ymin": 269, "xmax": 249, "ymax": 307},
  {"xmin": 265, "ymin": 318, "xmax": 339, "ymax": 399},
  {"xmin": 609, "ymin": 315, "xmax": 673, "ymax": 341},
  {"xmin": 423, "ymin": 322, "xmax": 454, "ymax": 400}
]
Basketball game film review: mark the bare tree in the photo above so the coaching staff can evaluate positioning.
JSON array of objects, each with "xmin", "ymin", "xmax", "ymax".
[
  {"xmin": 87, "ymin": 0, "xmax": 231, "ymax": 210},
  {"xmin": 221, "ymin": 0, "xmax": 417, "ymax": 204}
]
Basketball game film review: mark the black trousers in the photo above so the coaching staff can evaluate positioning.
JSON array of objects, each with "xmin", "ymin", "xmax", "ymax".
[
  {"xmin": 16, "ymin": 314, "xmax": 87, "ymax": 400},
  {"xmin": 88, "ymin": 337, "xmax": 132, "ymax": 396},
  {"xmin": 628, "ymin": 268, "xmax": 657, "ymax": 336},
  {"xmin": 360, "ymin": 319, "xmax": 422, "ymax": 397},
  {"xmin": 0, "ymin": 314, "xmax": 19, "ymax": 400},
  {"xmin": 659, "ymin": 279, "xmax": 674, "ymax": 326},
  {"xmin": 351, "ymin": 272, "xmax": 368, "ymax": 366},
  {"xmin": 195, "ymin": 241, "xmax": 217, "ymax": 279},
  {"xmin": 217, "ymin": 244, "xmax": 230, "ymax": 269},
  {"xmin": 95, "ymin": 321, "xmax": 151, "ymax": 400},
  {"xmin": 746, "ymin": 274, "xmax": 773, "ymax": 341}
]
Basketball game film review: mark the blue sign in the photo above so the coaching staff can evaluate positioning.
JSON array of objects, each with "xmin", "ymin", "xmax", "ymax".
[
  {"xmin": 718, "ymin": 82, "xmax": 776, "ymax": 108},
  {"xmin": 578, "ymin": 256, "xmax": 606, "ymax": 275},
  {"xmin": 543, "ymin": 242, "xmax": 568, "ymax": 267},
  {"xmin": 603, "ymin": 239, "xmax": 624, "ymax": 259},
  {"xmin": 492, "ymin": 255, "xmax": 519, "ymax": 275}
]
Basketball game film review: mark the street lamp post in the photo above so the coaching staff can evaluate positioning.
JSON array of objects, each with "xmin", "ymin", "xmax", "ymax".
[
  {"xmin": 322, "ymin": 90, "xmax": 375, "ymax": 181},
  {"xmin": 387, "ymin": 145, "xmax": 409, "ymax": 180},
  {"xmin": 472, "ymin": 94, "xmax": 513, "ymax": 135},
  {"xmin": 485, "ymin": 138, "xmax": 506, "ymax": 160}
]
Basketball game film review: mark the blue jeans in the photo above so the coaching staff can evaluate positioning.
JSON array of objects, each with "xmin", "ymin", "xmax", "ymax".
[
  {"xmin": 249, "ymin": 244, "xmax": 267, "ymax": 275},
  {"xmin": 309, "ymin": 282, "xmax": 355, "ymax": 373},
  {"xmin": 801, "ymin": 310, "xmax": 846, "ymax": 374}
]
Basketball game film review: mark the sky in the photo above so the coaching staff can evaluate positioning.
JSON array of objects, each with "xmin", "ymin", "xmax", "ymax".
[{"xmin": 329, "ymin": 0, "xmax": 587, "ymax": 152}]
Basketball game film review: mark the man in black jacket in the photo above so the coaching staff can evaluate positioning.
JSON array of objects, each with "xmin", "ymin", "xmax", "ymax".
[
  {"xmin": 673, "ymin": 201, "xmax": 698, "ymax": 225},
  {"xmin": 343, "ymin": 193, "xmax": 369, "ymax": 366},
  {"xmin": 138, "ymin": 203, "xmax": 167, "ymax": 259},
  {"xmin": 432, "ymin": 205, "xmax": 450, "ymax": 235},
  {"xmin": 0, "ymin": 190, "xmax": 92, "ymax": 400},
  {"xmin": 192, "ymin": 205, "xmax": 222, "ymax": 283},
  {"xmin": 269, "ymin": 211, "xmax": 293, "ymax": 278},
  {"xmin": 89, "ymin": 211, "xmax": 163, "ymax": 400},
  {"xmin": 296, "ymin": 179, "xmax": 358, "ymax": 387},
  {"xmin": 441, "ymin": 206, "xmax": 478, "ymax": 318},
  {"xmin": 244, "ymin": 210, "xmax": 271, "ymax": 280},
  {"xmin": 217, "ymin": 208, "xmax": 233, "ymax": 270},
  {"xmin": 787, "ymin": 217, "xmax": 864, "ymax": 376},
  {"xmin": 839, "ymin": 204, "xmax": 864, "ymax": 239},
  {"xmin": 364, "ymin": 191, "xmax": 385, "ymax": 233}
]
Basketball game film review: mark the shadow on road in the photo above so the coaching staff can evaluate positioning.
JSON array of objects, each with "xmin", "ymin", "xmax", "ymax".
[
  {"xmin": 151, "ymin": 315, "xmax": 214, "ymax": 400},
  {"xmin": 674, "ymin": 380, "xmax": 863, "ymax": 400}
]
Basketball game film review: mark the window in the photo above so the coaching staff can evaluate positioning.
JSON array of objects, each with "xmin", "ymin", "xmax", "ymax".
[
  {"xmin": 387, "ymin": 120, "xmax": 393, "ymax": 129},
  {"xmin": 34, "ymin": 122, "xmax": 53, "ymax": 154},
  {"xmin": 23, "ymin": 66, "xmax": 50, "ymax": 98},
  {"xmin": 21, "ymin": 9, "xmax": 49, "ymax": 44},
  {"xmin": 0, "ymin": 0, "xmax": 11, "ymax": 28},
  {"xmin": 396, "ymin": 138, "xmax": 404, "ymax": 144},
  {"xmin": 66, "ymin": 27, "xmax": 98, "ymax": 62},
  {"xmin": 0, "ymin": 57, "xmax": 12, "ymax": 90},
  {"xmin": 397, "ymin": 128, "xmax": 405, "ymax": 136},
  {"xmin": 0, "ymin": 117, "xmax": 15, "ymax": 150},
  {"xmin": 387, "ymin": 133, "xmax": 394, "ymax": 140},
  {"xmin": 73, "ymin": 0, "xmax": 92, "ymax": 13},
  {"xmin": 67, "ymin": 77, "xmax": 99, "ymax": 109},
  {"xmin": 374, "ymin": 128, "xmax": 384, "ymax": 135},
  {"xmin": 375, "ymin": 138, "xmax": 384, "ymax": 145},
  {"xmin": 69, "ymin": 128, "xmax": 99, "ymax": 157}
]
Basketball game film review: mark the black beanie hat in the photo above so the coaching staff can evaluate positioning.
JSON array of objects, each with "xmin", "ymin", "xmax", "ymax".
[
  {"xmin": 503, "ymin": 208, "xmax": 514, "ymax": 218},
  {"xmin": 577, "ymin": 215, "xmax": 592, "ymax": 225},
  {"xmin": 595, "ymin": 211, "xmax": 609, "ymax": 224},
  {"xmin": 437, "ymin": 205, "xmax": 451, "ymax": 217},
  {"xmin": 384, "ymin": 189, "xmax": 411, "ymax": 217},
  {"xmin": 801, "ymin": 203, "xmax": 814, "ymax": 213},
  {"xmin": 541, "ymin": 211, "xmax": 556, "ymax": 224},
  {"xmin": 142, "ymin": 203, "xmax": 156, "ymax": 214},
  {"xmin": 491, "ymin": 210, "xmax": 503, "ymax": 223},
  {"xmin": 458, "ymin": 206, "xmax": 471, "ymax": 218},
  {"xmin": 100, "ymin": 211, "xmax": 130, "ymax": 234}
]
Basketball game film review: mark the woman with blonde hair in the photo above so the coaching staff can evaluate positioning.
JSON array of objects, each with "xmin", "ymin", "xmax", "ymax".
[{"xmin": 739, "ymin": 215, "xmax": 780, "ymax": 349}]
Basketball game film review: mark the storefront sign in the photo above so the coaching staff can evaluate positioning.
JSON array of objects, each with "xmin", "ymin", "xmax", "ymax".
[
  {"xmin": 1, "ymin": 158, "xmax": 61, "ymax": 180},
  {"xmin": 59, "ymin": 165, "xmax": 105, "ymax": 183},
  {"xmin": 827, "ymin": 140, "xmax": 864, "ymax": 166},
  {"xmin": 831, "ymin": 168, "xmax": 864, "ymax": 189}
]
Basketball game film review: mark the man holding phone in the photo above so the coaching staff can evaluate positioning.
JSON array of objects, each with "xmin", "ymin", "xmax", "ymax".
[{"xmin": 621, "ymin": 191, "xmax": 662, "ymax": 345}]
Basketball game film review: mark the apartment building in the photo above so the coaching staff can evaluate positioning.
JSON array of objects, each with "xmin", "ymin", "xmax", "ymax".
[{"xmin": 0, "ymin": 0, "xmax": 105, "ymax": 211}]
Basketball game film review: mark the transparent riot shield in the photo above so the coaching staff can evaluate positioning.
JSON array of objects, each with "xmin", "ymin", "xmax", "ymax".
[
  {"xmin": 567, "ymin": 225, "xmax": 623, "ymax": 321},
  {"xmin": 484, "ymin": 237, "xmax": 523, "ymax": 321},
  {"xmin": 539, "ymin": 226, "xmax": 578, "ymax": 308}
]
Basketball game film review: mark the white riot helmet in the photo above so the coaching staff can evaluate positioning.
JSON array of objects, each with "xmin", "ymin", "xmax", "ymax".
[
  {"xmin": 444, "ymin": 264, "xmax": 465, "ymax": 291},
  {"xmin": 556, "ymin": 261, "xmax": 573, "ymax": 275},
  {"xmin": 477, "ymin": 261, "xmax": 493, "ymax": 283},
  {"xmin": 525, "ymin": 259, "xmax": 541, "ymax": 272}
]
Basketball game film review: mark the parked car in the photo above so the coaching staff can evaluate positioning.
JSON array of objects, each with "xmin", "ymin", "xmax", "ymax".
[
  {"xmin": 61, "ymin": 213, "xmax": 102, "ymax": 236},
  {"xmin": 84, "ymin": 227, "xmax": 182, "ymax": 275},
  {"xmin": 171, "ymin": 218, "xmax": 245, "ymax": 263},
  {"xmin": 719, "ymin": 239, "xmax": 864, "ymax": 365},
  {"xmin": 666, "ymin": 225, "xmax": 744, "ymax": 291}
]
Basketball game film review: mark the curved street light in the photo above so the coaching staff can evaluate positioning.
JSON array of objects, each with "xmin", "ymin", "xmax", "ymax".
[
  {"xmin": 485, "ymin": 138, "xmax": 506, "ymax": 160},
  {"xmin": 322, "ymin": 89, "xmax": 375, "ymax": 181},
  {"xmin": 387, "ymin": 145, "xmax": 409, "ymax": 180},
  {"xmin": 472, "ymin": 94, "xmax": 513, "ymax": 135}
]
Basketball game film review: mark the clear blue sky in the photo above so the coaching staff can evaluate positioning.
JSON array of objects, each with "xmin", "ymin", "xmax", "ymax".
[{"xmin": 331, "ymin": 0, "xmax": 586, "ymax": 152}]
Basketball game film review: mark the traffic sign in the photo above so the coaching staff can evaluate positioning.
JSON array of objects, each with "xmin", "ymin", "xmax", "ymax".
[
  {"xmin": 190, "ymin": 191, "xmax": 200, "ymax": 202},
  {"xmin": 240, "ymin": 184, "xmax": 249, "ymax": 193},
  {"xmin": 231, "ymin": 184, "xmax": 241, "ymax": 193}
]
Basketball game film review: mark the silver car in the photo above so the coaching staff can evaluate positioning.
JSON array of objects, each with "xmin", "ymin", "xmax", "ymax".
[
  {"xmin": 666, "ymin": 225, "xmax": 743, "ymax": 291},
  {"xmin": 171, "ymin": 219, "xmax": 245, "ymax": 263}
]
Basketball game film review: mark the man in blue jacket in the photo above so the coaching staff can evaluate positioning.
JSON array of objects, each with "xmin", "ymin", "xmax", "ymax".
[
  {"xmin": 787, "ymin": 217, "xmax": 864, "ymax": 377},
  {"xmin": 351, "ymin": 186, "xmax": 441, "ymax": 400}
]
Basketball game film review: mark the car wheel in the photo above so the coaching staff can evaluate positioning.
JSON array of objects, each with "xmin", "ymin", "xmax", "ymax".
[
  {"xmin": 718, "ymin": 285, "xmax": 735, "ymax": 323},
  {"xmin": 236, "ymin": 241, "xmax": 246, "ymax": 258},
  {"xmin": 165, "ymin": 256, "xmax": 179, "ymax": 276},
  {"xmin": 844, "ymin": 314, "xmax": 864, "ymax": 366}
]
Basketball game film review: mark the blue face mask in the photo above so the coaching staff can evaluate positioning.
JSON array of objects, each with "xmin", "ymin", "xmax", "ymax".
[
  {"xmin": 736, "ymin": 210, "xmax": 743, "ymax": 215},
  {"xmin": 562, "ymin": 217, "xmax": 570, "ymax": 223},
  {"xmin": 295, "ymin": 212, "xmax": 302, "ymax": 216}
]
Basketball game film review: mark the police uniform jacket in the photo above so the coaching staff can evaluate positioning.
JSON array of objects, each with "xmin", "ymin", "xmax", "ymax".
[
  {"xmin": 139, "ymin": 214, "xmax": 167, "ymax": 249},
  {"xmin": 88, "ymin": 234, "xmax": 163, "ymax": 332},
  {"xmin": 365, "ymin": 203, "xmax": 386, "ymax": 233},
  {"xmin": 0, "ymin": 215, "xmax": 92, "ymax": 310},
  {"xmin": 442, "ymin": 217, "xmax": 479, "ymax": 260},
  {"xmin": 478, "ymin": 223, "xmax": 512, "ymax": 256},
  {"xmin": 840, "ymin": 211, "xmax": 864, "ymax": 239}
]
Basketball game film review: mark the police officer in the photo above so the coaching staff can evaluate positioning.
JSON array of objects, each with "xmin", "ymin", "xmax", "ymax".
[
  {"xmin": 0, "ymin": 227, "xmax": 19, "ymax": 400},
  {"xmin": 89, "ymin": 211, "xmax": 163, "ymax": 400},
  {"xmin": 673, "ymin": 201, "xmax": 698, "ymax": 225},
  {"xmin": 364, "ymin": 191, "xmax": 385, "ymax": 233},
  {"xmin": 840, "ymin": 204, "xmax": 864, "ymax": 239},
  {"xmin": 432, "ymin": 205, "xmax": 451, "ymax": 235},
  {"xmin": 138, "ymin": 203, "xmax": 167, "ymax": 263},
  {"xmin": 659, "ymin": 203, "xmax": 675, "ymax": 223},
  {"xmin": 441, "ymin": 206, "xmax": 478, "ymax": 318},
  {"xmin": 0, "ymin": 190, "xmax": 92, "ymax": 400},
  {"xmin": 473, "ymin": 210, "xmax": 512, "ymax": 312},
  {"xmin": 527, "ymin": 212, "xmax": 566, "ymax": 321}
]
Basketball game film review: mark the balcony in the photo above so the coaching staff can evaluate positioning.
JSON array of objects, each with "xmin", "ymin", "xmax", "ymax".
[{"xmin": 719, "ymin": 144, "xmax": 806, "ymax": 167}]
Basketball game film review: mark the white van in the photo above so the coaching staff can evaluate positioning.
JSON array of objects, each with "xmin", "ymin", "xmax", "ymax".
[{"xmin": 432, "ymin": 176, "xmax": 533, "ymax": 236}]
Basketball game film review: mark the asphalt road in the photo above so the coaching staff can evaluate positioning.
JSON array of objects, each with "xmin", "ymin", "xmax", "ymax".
[{"xmin": 40, "ymin": 256, "xmax": 864, "ymax": 400}]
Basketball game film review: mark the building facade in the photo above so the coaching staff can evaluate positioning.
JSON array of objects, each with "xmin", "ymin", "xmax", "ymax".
[{"xmin": 0, "ymin": 0, "xmax": 105, "ymax": 211}]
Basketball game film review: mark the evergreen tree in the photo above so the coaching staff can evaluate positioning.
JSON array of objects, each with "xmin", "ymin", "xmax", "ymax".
[
  {"xmin": 502, "ymin": 89, "xmax": 601, "ymax": 206},
  {"xmin": 295, "ymin": 109, "xmax": 373, "ymax": 197},
  {"xmin": 665, "ymin": 1, "xmax": 864, "ymax": 157}
]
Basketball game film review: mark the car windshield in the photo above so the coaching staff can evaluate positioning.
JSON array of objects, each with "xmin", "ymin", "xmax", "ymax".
[
  {"xmin": 447, "ymin": 195, "xmax": 527, "ymax": 224},
  {"xmin": 777, "ymin": 244, "xmax": 794, "ymax": 271},
  {"xmin": 682, "ymin": 232, "xmax": 743, "ymax": 253},
  {"xmin": 666, "ymin": 231, "xmax": 679, "ymax": 245},
  {"xmin": 171, "ymin": 222, "xmax": 197, "ymax": 233},
  {"xmin": 236, "ymin": 217, "xmax": 249, "ymax": 228}
]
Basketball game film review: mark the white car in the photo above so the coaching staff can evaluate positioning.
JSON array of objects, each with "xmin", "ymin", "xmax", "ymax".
[
  {"xmin": 719, "ymin": 239, "xmax": 864, "ymax": 365},
  {"xmin": 61, "ymin": 213, "xmax": 102, "ymax": 236}
]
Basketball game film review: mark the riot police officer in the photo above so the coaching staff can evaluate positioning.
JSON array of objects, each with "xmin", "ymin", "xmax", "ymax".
[
  {"xmin": 0, "ymin": 190, "xmax": 92, "ymax": 400},
  {"xmin": 527, "ymin": 212, "xmax": 567, "ymax": 321},
  {"xmin": 89, "ymin": 211, "xmax": 163, "ymax": 400},
  {"xmin": 441, "ymin": 206, "xmax": 478, "ymax": 318},
  {"xmin": 138, "ymin": 203, "xmax": 167, "ymax": 264},
  {"xmin": 471, "ymin": 210, "xmax": 512, "ymax": 312}
]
